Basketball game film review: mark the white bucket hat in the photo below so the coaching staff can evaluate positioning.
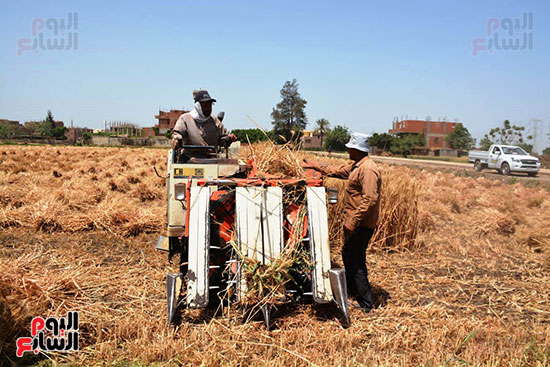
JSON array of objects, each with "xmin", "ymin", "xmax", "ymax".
[{"xmin": 345, "ymin": 132, "xmax": 371, "ymax": 153}]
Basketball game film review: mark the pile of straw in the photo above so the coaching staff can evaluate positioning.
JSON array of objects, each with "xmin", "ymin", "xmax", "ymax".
[
  {"xmin": 0, "ymin": 146, "xmax": 165, "ymax": 237},
  {"xmin": 323, "ymin": 165, "xmax": 421, "ymax": 251},
  {"xmin": 234, "ymin": 203, "xmax": 311, "ymax": 309},
  {"xmin": 246, "ymin": 142, "xmax": 423, "ymax": 250},
  {"xmin": 246, "ymin": 141, "xmax": 306, "ymax": 178}
]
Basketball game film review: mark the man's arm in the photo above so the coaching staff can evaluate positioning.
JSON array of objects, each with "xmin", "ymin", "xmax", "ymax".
[
  {"xmin": 215, "ymin": 118, "xmax": 237, "ymax": 146},
  {"xmin": 302, "ymin": 160, "xmax": 351, "ymax": 179},
  {"xmin": 172, "ymin": 115, "xmax": 187, "ymax": 148},
  {"xmin": 346, "ymin": 166, "xmax": 380, "ymax": 230}
]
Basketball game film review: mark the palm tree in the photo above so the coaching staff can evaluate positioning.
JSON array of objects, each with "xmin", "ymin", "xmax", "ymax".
[{"xmin": 315, "ymin": 118, "xmax": 331, "ymax": 148}]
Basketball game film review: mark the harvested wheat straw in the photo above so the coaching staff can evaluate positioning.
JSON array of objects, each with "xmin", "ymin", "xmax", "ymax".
[
  {"xmin": 249, "ymin": 141, "xmax": 422, "ymax": 250},
  {"xmin": 1, "ymin": 145, "xmax": 550, "ymax": 366}
]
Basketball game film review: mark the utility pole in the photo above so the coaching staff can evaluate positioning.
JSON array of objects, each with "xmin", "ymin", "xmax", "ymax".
[
  {"xmin": 72, "ymin": 118, "xmax": 76, "ymax": 145},
  {"xmin": 530, "ymin": 119, "xmax": 542, "ymax": 154}
]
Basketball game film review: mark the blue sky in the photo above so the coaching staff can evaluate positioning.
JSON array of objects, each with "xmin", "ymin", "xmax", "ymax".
[{"xmin": 1, "ymin": 0, "xmax": 549, "ymax": 150}]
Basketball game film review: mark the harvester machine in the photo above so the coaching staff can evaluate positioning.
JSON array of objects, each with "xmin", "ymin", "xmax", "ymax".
[{"xmin": 156, "ymin": 138, "xmax": 349, "ymax": 328}]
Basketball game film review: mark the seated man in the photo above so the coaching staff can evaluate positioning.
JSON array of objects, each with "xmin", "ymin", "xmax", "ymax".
[{"xmin": 172, "ymin": 90, "xmax": 236, "ymax": 152}]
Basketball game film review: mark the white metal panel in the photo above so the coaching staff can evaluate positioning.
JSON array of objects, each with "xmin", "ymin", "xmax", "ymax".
[
  {"xmin": 235, "ymin": 187, "xmax": 285, "ymax": 300},
  {"xmin": 235, "ymin": 187, "xmax": 262, "ymax": 299},
  {"xmin": 187, "ymin": 186, "xmax": 210, "ymax": 308},
  {"xmin": 262, "ymin": 187, "xmax": 284, "ymax": 264},
  {"xmin": 307, "ymin": 187, "xmax": 333, "ymax": 303},
  {"xmin": 236, "ymin": 187, "xmax": 263, "ymax": 261}
]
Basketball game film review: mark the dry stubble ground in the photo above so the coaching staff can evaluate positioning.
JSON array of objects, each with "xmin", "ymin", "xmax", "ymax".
[{"xmin": 0, "ymin": 145, "xmax": 549, "ymax": 366}]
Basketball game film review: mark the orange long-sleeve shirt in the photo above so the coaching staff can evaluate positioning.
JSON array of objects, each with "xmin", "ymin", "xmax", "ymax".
[{"xmin": 320, "ymin": 156, "xmax": 382, "ymax": 229}]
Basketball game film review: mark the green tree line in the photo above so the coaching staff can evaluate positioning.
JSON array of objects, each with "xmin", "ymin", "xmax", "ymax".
[{"xmin": 0, "ymin": 110, "xmax": 67, "ymax": 140}]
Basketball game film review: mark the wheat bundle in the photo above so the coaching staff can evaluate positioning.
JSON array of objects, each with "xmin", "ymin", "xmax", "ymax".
[
  {"xmin": 323, "ymin": 168, "xmax": 421, "ymax": 251},
  {"xmin": 247, "ymin": 141, "xmax": 305, "ymax": 178},
  {"xmin": 233, "ymin": 203, "xmax": 311, "ymax": 310},
  {"xmin": 248, "ymin": 143, "xmax": 422, "ymax": 250}
]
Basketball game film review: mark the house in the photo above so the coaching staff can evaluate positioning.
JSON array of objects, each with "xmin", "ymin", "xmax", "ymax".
[
  {"xmin": 389, "ymin": 119, "xmax": 459, "ymax": 150},
  {"xmin": 300, "ymin": 130, "xmax": 323, "ymax": 149},
  {"xmin": 154, "ymin": 109, "xmax": 188, "ymax": 135}
]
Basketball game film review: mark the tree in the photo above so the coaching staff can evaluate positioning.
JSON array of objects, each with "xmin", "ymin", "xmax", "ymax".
[
  {"xmin": 82, "ymin": 132, "xmax": 93, "ymax": 145},
  {"xmin": 36, "ymin": 110, "xmax": 57, "ymax": 137},
  {"xmin": 24, "ymin": 121, "xmax": 42, "ymax": 138},
  {"xmin": 488, "ymin": 120, "xmax": 527, "ymax": 145},
  {"xmin": 52, "ymin": 126, "xmax": 68, "ymax": 140},
  {"xmin": 324, "ymin": 125, "xmax": 350, "ymax": 152},
  {"xmin": 543, "ymin": 147, "xmax": 550, "ymax": 156},
  {"xmin": 369, "ymin": 133, "xmax": 396, "ymax": 152},
  {"xmin": 517, "ymin": 143, "xmax": 533, "ymax": 153},
  {"xmin": 271, "ymin": 79, "xmax": 307, "ymax": 143},
  {"xmin": 0, "ymin": 123, "xmax": 25, "ymax": 139},
  {"xmin": 231, "ymin": 128, "xmax": 268, "ymax": 144},
  {"xmin": 46, "ymin": 110, "xmax": 55, "ymax": 130},
  {"xmin": 314, "ymin": 118, "xmax": 330, "ymax": 147},
  {"xmin": 445, "ymin": 124, "xmax": 475, "ymax": 151},
  {"xmin": 479, "ymin": 135, "xmax": 493, "ymax": 150},
  {"xmin": 390, "ymin": 134, "xmax": 426, "ymax": 156}
]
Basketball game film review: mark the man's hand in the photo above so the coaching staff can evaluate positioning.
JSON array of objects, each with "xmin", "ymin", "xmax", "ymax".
[
  {"xmin": 343, "ymin": 220, "xmax": 356, "ymax": 235},
  {"xmin": 302, "ymin": 159, "xmax": 321, "ymax": 171},
  {"xmin": 172, "ymin": 136, "xmax": 182, "ymax": 150},
  {"xmin": 228, "ymin": 133, "xmax": 237, "ymax": 142}
]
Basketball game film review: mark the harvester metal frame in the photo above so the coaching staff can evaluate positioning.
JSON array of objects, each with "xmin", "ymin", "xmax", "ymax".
[{"xmin": 156, "ymin": 144, "xmax": 349, "ymax": 328}]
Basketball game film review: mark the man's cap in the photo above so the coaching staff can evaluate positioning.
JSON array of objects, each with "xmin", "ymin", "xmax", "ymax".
[
  {"xmin": 345, "ymin": 132, "xmax": 371, "ymax": 153},
  {"xmin": 194, "ymin": 90, "xmax": 217, "ymax": 103}
]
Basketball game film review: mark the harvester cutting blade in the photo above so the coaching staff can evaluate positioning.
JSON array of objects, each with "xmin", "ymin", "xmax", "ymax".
[
  {"xmin": 166, "ymin": 272, "xmax": 183, "ymax": 326},
  {"xmin": 155, "ymin": 235, "xmax": 169, "ymax": 252},
  {"xmin": 260, "ymin": 304, "xmax": 271, "ymax": 330},
  {"xmin": 329, "ymin": 268, "xmax": 349, "ymax": 327}
]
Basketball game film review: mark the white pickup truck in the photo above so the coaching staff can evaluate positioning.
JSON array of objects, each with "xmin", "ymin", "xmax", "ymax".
[{"xmin": 468, "ymin": 144, "xmax": 541, "ymax": 176}]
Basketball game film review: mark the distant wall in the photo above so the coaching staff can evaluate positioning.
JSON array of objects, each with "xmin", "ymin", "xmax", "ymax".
[
  {"xmin": 91, "ymin": 136, "xmax": 170, "ymax": 147},
  {"xmin": 434, "ymin": 149, "xmax": 458, "ymax": 157},
  {"xmin": 0, "ymin": 138, "xmax": 73, "ymax": 145}
]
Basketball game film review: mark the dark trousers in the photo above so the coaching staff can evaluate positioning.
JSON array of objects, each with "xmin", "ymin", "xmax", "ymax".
[{"xmin": 342, "ymin": 226, "xmax": 374, "ymax": 310}]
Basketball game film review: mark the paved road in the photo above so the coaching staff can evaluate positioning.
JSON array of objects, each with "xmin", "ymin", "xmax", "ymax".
[{"xmin": 310, "ymin": 152, "xmax": 550, "ymax": 185}]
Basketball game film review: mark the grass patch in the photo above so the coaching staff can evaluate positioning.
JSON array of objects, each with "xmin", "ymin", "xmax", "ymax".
[{"xmin": 409, "ymin": 155, "xmax": 469, "ymax": 163}]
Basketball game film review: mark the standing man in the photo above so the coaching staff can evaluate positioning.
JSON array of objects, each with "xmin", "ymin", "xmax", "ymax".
[
  {"xmin": 302, "ymin": 133, "xmax": 381, "ymax": 313},
  {"xmin": 172, "ymin": 90, "xmax": 236, "ymax": 149}
]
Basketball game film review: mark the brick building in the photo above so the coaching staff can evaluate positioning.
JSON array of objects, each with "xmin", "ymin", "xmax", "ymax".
[
  {"xmin": 141, "ymin": 127, "xmax": 156, "ymax": 137},
  {"xmin": 154, "ymin": 109, "xmax": 188, "ymax": 135},
  {"xmin": 65, "ymin": 127, "xmax": 92, "ymax": 142},
  {"xmin": 389, "ymin": 119, "xmax": 458, "ymax": 150}
]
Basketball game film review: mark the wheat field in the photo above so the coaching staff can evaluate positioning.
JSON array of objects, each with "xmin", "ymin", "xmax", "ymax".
[{"xmin": 1, "ymin": 144, "xmax": 549, "ymax": 366}]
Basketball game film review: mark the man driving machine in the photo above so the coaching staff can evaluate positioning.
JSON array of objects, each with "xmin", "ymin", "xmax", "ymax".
[{"xmin": 171, "ymin": 90, "xmax": 237, "ymax": 152}]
